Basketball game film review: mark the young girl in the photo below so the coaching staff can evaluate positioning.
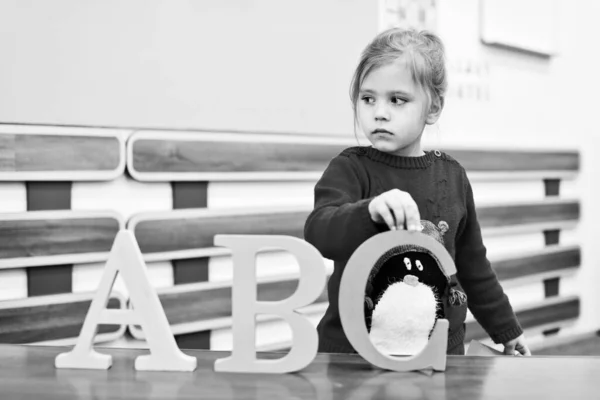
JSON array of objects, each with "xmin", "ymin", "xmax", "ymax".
[{"xmin": 304, "ymin": 28, "xmax": 530, "ymax": 356}]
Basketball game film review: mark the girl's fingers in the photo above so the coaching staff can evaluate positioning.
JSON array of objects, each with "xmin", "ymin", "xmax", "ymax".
[
  {"xmin": 370, "ymin": 190, "xmax": 421, "ymax": 232},
  {"xmin": 386, "ymin": 192, "xmax": 420, "ymax": 231},
  {"xmin": 403, "ymin": 198, "xmax": 421, "ymax": 231},
  {"xmin": 384, "ymin": 196, "xmax": 406, "ymax": 230},
  {"xmin": 518, "ymin": 344, "xmax": 531, "ymax": 356},
  {"xmin": 375, "ymin": 203, "xmax": 397, "ymax": 231},
  {"xmin": 503, "ymin": 343, "xmax": 516, "ymax": 356}
]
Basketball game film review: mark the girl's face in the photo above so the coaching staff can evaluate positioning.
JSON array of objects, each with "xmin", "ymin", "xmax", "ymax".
[{"xmin": 357, "ymin": 57, "xmax": 442, "ymax": 157}]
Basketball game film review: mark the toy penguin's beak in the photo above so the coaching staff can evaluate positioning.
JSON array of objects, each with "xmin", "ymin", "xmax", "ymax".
[{"xmin": 403, "ymin": 274, "xmax": 419, "ymax": 287}]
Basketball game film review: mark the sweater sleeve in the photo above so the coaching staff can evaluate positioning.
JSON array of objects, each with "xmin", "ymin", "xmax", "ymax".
[
  {"xmin": 304, "ymin": 153, "xmax": 384, "ymax": 261},
  {"xmin": 455, "ymin": 174, "xmax": 524, "ymax": 344}
]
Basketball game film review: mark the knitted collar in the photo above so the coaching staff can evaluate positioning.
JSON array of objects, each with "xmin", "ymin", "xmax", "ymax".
[{"xmin": 362, "ymin": 147, "xmax": 438, "ymax": 169}]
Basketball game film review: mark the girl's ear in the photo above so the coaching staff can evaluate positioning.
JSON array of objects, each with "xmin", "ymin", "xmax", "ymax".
[{"xmin": 426, "ymin": 96, "xmax": 444, "ymax": 125}]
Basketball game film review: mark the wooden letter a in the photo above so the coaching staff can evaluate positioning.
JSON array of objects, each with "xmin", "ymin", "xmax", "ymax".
[{"xmin": 55, "ymin": 230, "xmax": 197, "ymax": 371}]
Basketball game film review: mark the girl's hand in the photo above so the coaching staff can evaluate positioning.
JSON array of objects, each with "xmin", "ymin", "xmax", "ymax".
[
  {"xmin": 503, "ymin": 334, "xmax": 531, "ymax": 356},
  {"xmin": 368, "ymin": 189, "xmax": 421, "ymax": 231}
]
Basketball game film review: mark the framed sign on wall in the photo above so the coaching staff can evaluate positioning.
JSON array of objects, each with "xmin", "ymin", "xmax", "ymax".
[
  {"xmin": 379, "ymin": 0, "xmax": 438, "ymax": 32},
  {"xmin": 480, "ymin": 0, "xmax": 558, "ymax": 57}
]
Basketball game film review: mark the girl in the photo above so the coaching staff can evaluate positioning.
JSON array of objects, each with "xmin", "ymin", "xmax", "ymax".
[{"xmin": 304, "ymin": 28, "xmax": 530, "ymax": 356}]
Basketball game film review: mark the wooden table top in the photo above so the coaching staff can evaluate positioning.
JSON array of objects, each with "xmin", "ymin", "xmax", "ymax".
[{"xmin": 1, "ymin": 344, "xmax": 599, "ymax": 399}]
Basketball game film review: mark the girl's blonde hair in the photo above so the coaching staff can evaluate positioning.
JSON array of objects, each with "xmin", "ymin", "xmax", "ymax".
[{"xmin": 350, "ymin": 28, "xmax": 447, "ymax": 120}]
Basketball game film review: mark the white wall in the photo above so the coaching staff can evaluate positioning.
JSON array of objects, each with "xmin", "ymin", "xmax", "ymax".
[{"xmin": 0, "ymin": 0, "xmax": 377, "ymax": 135}]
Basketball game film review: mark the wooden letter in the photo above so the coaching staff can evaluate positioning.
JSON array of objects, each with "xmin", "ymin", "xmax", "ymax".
[
  {"xmin": 55, "ymin": 230, "xmax": 197, "ymax": 371},
  {"xmin": 213, "ymin": 235, "xmax": 327, "ymax": 373},
  {"xmin": 339, "ymin": 230, "xmax": 455, "ymax": 372}
]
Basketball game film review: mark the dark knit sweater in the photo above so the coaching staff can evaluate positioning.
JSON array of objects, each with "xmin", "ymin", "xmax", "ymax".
[{"xmin": 304, "ymin": 146, "xmax": 523, "ymax": 354}]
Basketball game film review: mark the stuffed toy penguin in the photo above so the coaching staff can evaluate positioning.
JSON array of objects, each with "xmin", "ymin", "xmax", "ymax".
[{"xmin": 365, "ymin": 220, "xmax": 467, "ymax": 356}]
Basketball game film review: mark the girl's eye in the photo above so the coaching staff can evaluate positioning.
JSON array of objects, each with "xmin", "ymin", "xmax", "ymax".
[
  {"xmin": 361, "ymin": 96, "xmax": 375, "ymax": 104},
  {"xmin": 391, "ymin": 96, "xmax": 406, "ymax": 105}
]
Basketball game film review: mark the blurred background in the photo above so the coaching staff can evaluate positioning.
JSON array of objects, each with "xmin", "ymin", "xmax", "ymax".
[{"xmin": 1, "ymin": 0, "xmax": 599, "ymax": 355}]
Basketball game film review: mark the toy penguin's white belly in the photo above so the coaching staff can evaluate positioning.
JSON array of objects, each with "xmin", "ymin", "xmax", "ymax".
[{"xmin": 369, "ymin": 280, "xmax": 437, "ymax": 356}]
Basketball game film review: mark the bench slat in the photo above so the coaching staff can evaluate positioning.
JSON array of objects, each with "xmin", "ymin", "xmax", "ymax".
[
  {"xmin": 129, "ymin": 201, "xmax": 579, "ymax": 259},
  {"xmin": 465, "ymin": 296, "xmax": 580, "ymax": 342},
  {"xmin": 0, "ymin": 294, "xmax": 124, "ymax": 343},
  {"xmin": 127, "ymin": 245, "xmax": 578, "ymax": 338},
  {"xmin": 129, "ymin": 279, "xmax": 329, "ymax": 338},
  {"xmin": 449, "ymin": 150, "xmax": 578, "ymax": 172},
  {"xmin": 127, "ymin": 132, "xmax": 579, "ymax": 181},
  {"xmin": 477, "ymin": 201, "xmax": 579, "ymax": 228},
  {"xmin": 255, "ymin": 296, "xmax": 582, "ymax": 353},
  {"xmin": 0, "ymin": 131, "xmax": 125, "ymax": 180},
  {"xmin": 133, "ymin": 210, "xmax": 307, "ymax": 255},
  {"xmin": 131, "ymin": 138, "xmax": 346, "ymax": 175},
  {"xmin": 255, "ymin": 297, "xmax": 581, "ymax": 353},
  {"xmin": 493, "ymin": 246, "xmax": 580, "ymax": 281},
  {"xmin": 0, "ymin": 211, "xmax": 123, "ymax": 268}
]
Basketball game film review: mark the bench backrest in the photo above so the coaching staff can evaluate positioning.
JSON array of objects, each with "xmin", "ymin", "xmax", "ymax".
[{"xmin": 0, "ymin": 125, "xmax": 583, "ymax": 350}]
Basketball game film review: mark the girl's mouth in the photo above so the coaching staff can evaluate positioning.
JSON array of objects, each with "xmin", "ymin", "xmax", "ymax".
[{"xmin": 372, "ymin": 129, "xmax": 393, "ymax": 136}]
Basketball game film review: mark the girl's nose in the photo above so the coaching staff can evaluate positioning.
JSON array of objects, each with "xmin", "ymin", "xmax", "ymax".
[{"xmin": 374, "ymin": 103, "xmax": 390, "ymax": 121}]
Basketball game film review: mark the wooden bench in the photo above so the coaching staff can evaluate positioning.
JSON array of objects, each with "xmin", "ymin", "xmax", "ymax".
[
  {"xmin": 126, "ymin": 130, "xmax": 581, "ymax": 351},
  {"xmin": 0, "ymin": 125, "xmax": 127, "ymax": 345}
]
